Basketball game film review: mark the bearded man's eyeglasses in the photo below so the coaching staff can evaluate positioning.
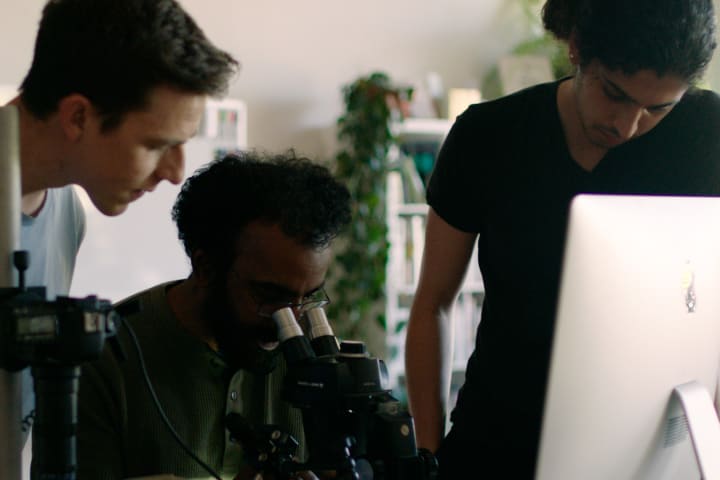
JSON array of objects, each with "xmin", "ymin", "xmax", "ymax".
[{"xmin": 248, "ymin": 287, "xmax": 330, "ymax": 319}]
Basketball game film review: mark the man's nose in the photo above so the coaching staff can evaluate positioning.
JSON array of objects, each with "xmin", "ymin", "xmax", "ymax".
[
  {"xmin": 157, "ymin": 145, "xmax": 185, "ymax": 185},
  {"xmin": 613, "ymin": 105, "xmax": 644, "ymax": 141}
]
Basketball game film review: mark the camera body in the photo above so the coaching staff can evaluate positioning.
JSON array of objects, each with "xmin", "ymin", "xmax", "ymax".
[
  {"xmin": 0, "ymin": 287, "xmax": 118, "ymax": 371},
  {"xmin": 0, "ymin": 251, "xmax": 118, "ymax": 479}
]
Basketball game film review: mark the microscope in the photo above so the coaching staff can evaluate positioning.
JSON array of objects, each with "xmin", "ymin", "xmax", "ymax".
[{"xmin": 227, "ymin": 306, "xmax": 438, "ymax": 480}]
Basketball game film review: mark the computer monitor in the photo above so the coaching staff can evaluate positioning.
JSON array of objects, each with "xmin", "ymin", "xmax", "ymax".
[{"xmin": 535, "ymin": 194, "xmax": 720, "ymax": 480}]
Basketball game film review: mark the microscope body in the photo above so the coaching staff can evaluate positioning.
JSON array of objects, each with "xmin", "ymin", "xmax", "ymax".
[
  {"xmin": 285, "ymin": 340, "xmax": 424, "ymax": 477},
  {"xmin": 229, "ymin": 307, "xmax": 438, "ymax": 480}
]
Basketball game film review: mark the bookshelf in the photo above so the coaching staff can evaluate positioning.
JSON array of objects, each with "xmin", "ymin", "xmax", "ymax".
[{"xmin": 384, "ymin": 119, "xmax": 484, "ymax": 400}]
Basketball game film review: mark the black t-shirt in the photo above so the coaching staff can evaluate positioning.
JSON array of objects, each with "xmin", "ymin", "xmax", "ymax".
[{"xmin": 427, "ymin": 79, "xmax": 720, "ymax": 474}]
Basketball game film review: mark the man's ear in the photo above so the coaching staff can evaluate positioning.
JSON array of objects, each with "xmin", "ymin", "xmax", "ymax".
[
  {"xmin": 56, "ymin": 94, "xmax": 95, "ymax": 142},
  {"xmin": 568, "ymin": 31, "xmax": 580, "ymax": 66},
  {"xmin": 191, "ymin": 249, "xmax": 214, "ymax": 287}
]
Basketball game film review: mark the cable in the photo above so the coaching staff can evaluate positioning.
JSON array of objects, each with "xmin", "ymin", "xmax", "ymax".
[{"xmin": 121, "ymin": 317, "xmax": 223, "ymax": 480}]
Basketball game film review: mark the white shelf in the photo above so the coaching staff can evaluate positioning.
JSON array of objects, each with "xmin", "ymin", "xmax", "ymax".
[
  {"xmin": 384, "ymin": 118, "xmax": 483, "ymax": 393},
  {"xmin": 200, "ymin": 98, "xmax": 247, "ymax": 148},
  {"xmin": 391, "ymin": 118, "xmax": 453, "ymax": 142},
  {"xmin": 396, "ymin": 203, "xmax": 429, "ymax": 216}
]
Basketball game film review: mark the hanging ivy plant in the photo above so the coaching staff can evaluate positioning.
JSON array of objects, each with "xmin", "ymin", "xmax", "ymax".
[{"xmin": 327, "ymin": 71, "xmax": 411, "ymax": 341}]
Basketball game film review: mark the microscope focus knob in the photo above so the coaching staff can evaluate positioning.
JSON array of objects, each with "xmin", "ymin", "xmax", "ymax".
[{"xmin": 339, "ymin": 340, "xmax": 368, "ymax": 356}]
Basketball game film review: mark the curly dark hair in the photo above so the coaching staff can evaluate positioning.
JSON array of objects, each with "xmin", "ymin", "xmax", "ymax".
[
  {"xmin": 20, "ymin": 0, "xmax": 238, "ymax": 131},
  {"xmin": 542, "ymin": 0, "xmax": 716, "ymax": 83},
  {"xmin": 172, "ymin": 150, "xmax": 352, "ymax": 271}
]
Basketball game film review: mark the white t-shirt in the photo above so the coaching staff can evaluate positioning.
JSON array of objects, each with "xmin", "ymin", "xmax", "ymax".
[{"xmin": 21, "ymin": 186, "xmax": 86, "ymax": 299}]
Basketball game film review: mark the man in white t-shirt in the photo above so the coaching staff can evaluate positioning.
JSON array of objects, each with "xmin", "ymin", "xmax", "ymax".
[{"xmin": 1, "ymin": 0, "xmax": 238, "ymax": 477}]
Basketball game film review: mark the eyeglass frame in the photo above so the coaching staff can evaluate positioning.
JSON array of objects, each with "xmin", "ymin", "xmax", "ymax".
[{"xmin": 246, "ymin": 284, "xmax": 331, "ymax": 319}]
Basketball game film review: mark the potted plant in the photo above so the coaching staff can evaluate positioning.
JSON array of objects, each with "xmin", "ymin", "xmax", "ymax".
[{"xmin": 327, "ymin": 71, "xmax": 411, "ymax": 345}]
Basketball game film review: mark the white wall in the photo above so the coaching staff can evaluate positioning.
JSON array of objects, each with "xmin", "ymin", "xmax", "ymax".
[
  {"xmin": 3, "ymin": 1, "xmax": 720, "ymax": 159},
  {"xmin": 0, "ymin": 0, "xmax": 534, "ymax": 161},
  {"xmin": 6, "ymin": 0, "xmax": 720, "ymax": 158},
  {"xmin": 178, "ymin": 0, "xmax": 538, "ymax": 159}
]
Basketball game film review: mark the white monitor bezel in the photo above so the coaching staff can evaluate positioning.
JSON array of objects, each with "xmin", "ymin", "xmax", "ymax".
[{"xmin": 536, "ymin": 194, "xmax": 720, "ymax": 480}]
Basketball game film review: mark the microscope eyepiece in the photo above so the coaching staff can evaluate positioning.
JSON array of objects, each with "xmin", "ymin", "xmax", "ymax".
[
  {"xmin": 306, "ymin": 307, "xmax": 334, "ymax": 339},
  {"xmin": 271, "ymin": 307, "xmax": 315, "ymax": 364},
  {"xmin": 272, "ymin": 307, "xmax": 305, "ymax": 342},
  {"xmin": 306, "ymin": 307, "xmax": 340, "ymax": 357}
]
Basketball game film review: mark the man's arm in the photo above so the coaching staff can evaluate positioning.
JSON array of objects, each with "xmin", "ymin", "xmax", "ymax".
[{"xmin": 404, "ymin": 208, "xmax": 477, "ymax": 453}]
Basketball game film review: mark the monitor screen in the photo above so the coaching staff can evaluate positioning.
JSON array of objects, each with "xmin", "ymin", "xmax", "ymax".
[{"xmin": 535, "ymin": 194, "xmax": 720, "ymax": 480}]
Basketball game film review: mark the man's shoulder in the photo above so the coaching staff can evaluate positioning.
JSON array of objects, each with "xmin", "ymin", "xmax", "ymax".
[
  {"xmin": 453, "ymin": 80, "xmax": 560, "ymax": 137},
  {"xmin": 464, "ymin": 80, "xmax": 559, "ymax": 116},
  {"xmin": 675, "ymin": 87, "xmax": 720, "ymax": 122},
  {"xmin": 440, "ymin": 80, "xmax": 560, "ymax": 162},
  {"xmin": 684, "ymin": 87, "xmax": 720, "ymax": 103},
  {"xmin": 24, "ymin": 186, "xmax": 83, "ymax": 226},
  {"xmin": 115, "ymin": 282, "xmax": 177, "ymax": 308},
  {"xmin": 655, "ymin": 88, "xmax": 720, "ymax": 149},
  {"xmin": 114, "ymin": 281, "xmax": 180, "ymax": 331}
]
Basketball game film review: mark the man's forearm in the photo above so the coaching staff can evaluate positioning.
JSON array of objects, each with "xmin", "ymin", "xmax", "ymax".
[{"xmin": 405, "ymin": 311, "xmax": 453, "ymax": 452}]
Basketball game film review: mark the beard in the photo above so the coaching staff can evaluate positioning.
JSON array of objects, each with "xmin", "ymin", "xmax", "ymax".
[{"xmin": 203, "ymin": 281, "xmax": 281, "ymax": 374}]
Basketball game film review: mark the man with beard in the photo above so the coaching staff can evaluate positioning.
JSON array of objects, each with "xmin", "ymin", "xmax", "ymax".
[{"xmin": 76, "ymin": 151, "xmax": 352, "ymax": 480}]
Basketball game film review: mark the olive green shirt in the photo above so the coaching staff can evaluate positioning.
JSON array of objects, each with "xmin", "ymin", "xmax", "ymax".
[{"xmin": 77, "ymin": 281, "xmax": 305, "ymax": 479}]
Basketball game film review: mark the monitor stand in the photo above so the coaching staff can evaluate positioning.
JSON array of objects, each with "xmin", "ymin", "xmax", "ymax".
[{"xmin": 673, "ymin": 381, "xmax": 720, "ymax": 479}]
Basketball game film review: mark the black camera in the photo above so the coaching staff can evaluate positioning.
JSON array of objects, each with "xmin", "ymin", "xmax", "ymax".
[
  {"xmin": 0, "ymin": 289, "xmax": 118, "ymax": 371},
  {"xmin": 0, "ymin": 251, "xmax": 118, "ymax": 479},
  {"xmin": 227, "ymin": 306, "xmax": 437, "ymax": 480}
]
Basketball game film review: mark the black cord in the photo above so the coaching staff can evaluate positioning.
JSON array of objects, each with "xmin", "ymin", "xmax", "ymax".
[{"xmin": 121, "ymin": 317, "xmax": 223, "ymax": 480}]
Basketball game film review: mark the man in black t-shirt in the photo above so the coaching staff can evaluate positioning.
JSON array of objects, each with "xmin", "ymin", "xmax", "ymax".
[{"xmin": 404, "ymin": 0, "xmax": 720, "ymax": 477}]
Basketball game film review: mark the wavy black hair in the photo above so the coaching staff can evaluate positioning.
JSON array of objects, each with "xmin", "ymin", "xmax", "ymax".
[
  {"xmin": 542, "ymin": 0, "xmax": 716, "ymax": 83},
  {"xmin": 172, "ymin": 150, "xmax": 352, "ymax": 272},
  {"xmin": 21, "ymin": 0, "xmax": 238, "ymax": 131}
]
